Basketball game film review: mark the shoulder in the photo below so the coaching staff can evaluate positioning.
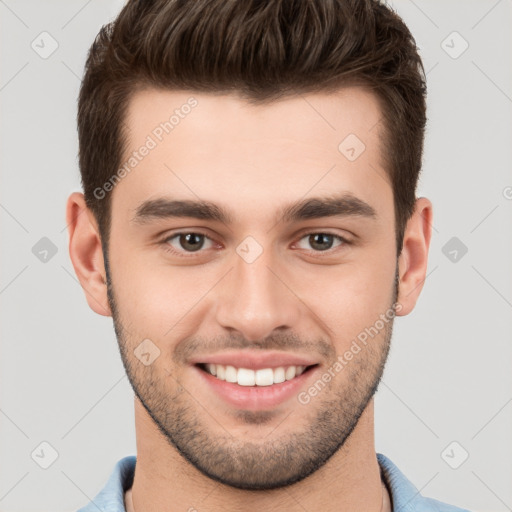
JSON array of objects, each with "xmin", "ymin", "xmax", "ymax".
[
  {"xmin": 76, "ymin": 455, "xmax": 136, "ymax": 512},
  {"xmin": 377, "ymin": 453, "xmax": 472, "ymax": 512}
]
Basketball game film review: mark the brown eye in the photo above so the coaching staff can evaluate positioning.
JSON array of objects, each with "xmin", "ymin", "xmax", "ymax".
[
  {"xmin": 177, "ymin": 233, "xmax": 205, "ymax": 252},
  {"xmin": 162, "ymin": 232, "xmax": 215, "ymax": 255},
  {"xmin": 295, "ymin": 232, "xmax": 348, "ymax": 253},
  {"xmin": 307, "ymin": 233, "xmax": 336, "ymax": 251}
]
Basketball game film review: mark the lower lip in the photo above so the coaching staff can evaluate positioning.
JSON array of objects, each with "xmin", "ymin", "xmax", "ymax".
[{"xmin": 193, "ymin": 365, "xmax": 319, "ymax": 410}]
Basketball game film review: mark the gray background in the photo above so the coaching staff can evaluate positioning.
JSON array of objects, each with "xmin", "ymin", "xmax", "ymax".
[{"xmin": 1, "ymin": 1, "xmax": 511, "ymax": 511}]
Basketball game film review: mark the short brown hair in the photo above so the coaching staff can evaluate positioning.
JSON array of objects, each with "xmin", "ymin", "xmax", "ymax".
[{"xmin": 78, "ymin": 0, "xmax": 427, "ymax": 256}]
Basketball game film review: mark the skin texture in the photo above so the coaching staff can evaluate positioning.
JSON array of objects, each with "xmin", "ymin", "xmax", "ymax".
[{"xmin": 67, "ymin": 86, "xmax": 432, "ymax": 511}]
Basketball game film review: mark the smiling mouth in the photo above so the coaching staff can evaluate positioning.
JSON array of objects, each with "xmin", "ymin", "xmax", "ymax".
[{"xmin": 196, "ymin": 363, "xmax": 318, "ymax": 387}]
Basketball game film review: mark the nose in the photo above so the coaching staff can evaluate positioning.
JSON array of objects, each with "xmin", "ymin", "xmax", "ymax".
[{"xmin": 214, "ymin": 241, "xmax": 303, "ymax": 343}]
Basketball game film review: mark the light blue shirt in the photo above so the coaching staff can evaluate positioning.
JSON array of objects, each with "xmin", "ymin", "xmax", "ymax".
[{"xmin": 77, "ymin": 453, "xmax": 471, "ymax": 511}]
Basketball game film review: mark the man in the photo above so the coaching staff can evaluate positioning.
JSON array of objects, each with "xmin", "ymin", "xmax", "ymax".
[{"xmin": 67, "ymin": 0, "xmax": 470, "ymax": 510}]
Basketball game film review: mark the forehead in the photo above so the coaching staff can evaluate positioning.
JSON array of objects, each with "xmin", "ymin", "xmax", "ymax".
[
  {"xmin": 111, "ymin": 86, "xmax": 391, "ymax": 228},
  {"xmin": 124, "ymin": 86, "xmax": 384, "ymax": 150}
]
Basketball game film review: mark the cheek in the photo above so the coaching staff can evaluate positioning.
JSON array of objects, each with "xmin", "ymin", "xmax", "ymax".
[
  {"xmin": 301, "ymin": 256, "xmax": 396, "ymax": 343},
  {"xmin": 110, "ymin": 250, "xmax": 215, "ymax": 338}
]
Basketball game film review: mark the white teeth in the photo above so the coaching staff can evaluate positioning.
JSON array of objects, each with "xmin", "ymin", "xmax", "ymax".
[
  {"xmin": 203, "ymin": 363, "xmax": 309, "ymax": 386},
  {"xmin": 285, "ymin": 366, "xmax": 296, "ymax": 380},
  {"xmin": 216, "ymin": 364, "xmax": 226, "ymax": 380},
  {"xmin": 255, "ymin": 368, "xmax": 274, "ymax": 386},
  {"xmin": 273, "ymin": 367, "xmax": 286, "ymax": 384},
  {"xmin": 225, "ymin": 365, "xmax": 237, "ymax": 383},
  {"xmin": 238, "ymin": 368, "xmax": 256, "ymax": 386}
]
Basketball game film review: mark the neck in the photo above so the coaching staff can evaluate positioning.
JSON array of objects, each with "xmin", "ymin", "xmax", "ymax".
[{"xmin": 129, "ymin": 397, "xmax": 384, "ymax": 512}]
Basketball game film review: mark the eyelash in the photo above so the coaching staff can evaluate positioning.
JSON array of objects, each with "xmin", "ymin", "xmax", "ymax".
[{"xmin": 159, "ymin": 230, "xmax": 351, "ymax": 258}]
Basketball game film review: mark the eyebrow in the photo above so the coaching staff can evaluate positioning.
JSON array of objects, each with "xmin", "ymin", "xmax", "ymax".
[{"xmin": 131, "ymin": 193, "xmax": 377, "ymax": 226}]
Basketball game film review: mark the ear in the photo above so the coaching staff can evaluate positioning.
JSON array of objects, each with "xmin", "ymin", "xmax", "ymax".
[
  {"xmin": 396, "ymin": 197, "xmax": 433, "ymax": 316},
  {"xmin": 66, "ymin": 192, "xmax": 111, "ymax": 316}
]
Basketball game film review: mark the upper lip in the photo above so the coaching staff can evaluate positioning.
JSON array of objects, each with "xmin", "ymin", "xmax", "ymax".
[{"xmin": 190, "ymin": 350, "xmax": 319, "ymax": 370}]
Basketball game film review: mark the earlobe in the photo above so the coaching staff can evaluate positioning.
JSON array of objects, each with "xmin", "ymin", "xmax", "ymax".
[
  {"xmin": 396, "ymin": 197, "xmax": 433, "ymax": 316},
  {"xmin": 66, "ymin": 192, "xmax": 112, "ymax": 317}
]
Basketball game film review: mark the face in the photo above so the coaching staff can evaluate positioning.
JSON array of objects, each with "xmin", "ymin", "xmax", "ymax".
[{"xmin": 104, "ymin": 87, "xmax": 400, "ymax": 489}]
